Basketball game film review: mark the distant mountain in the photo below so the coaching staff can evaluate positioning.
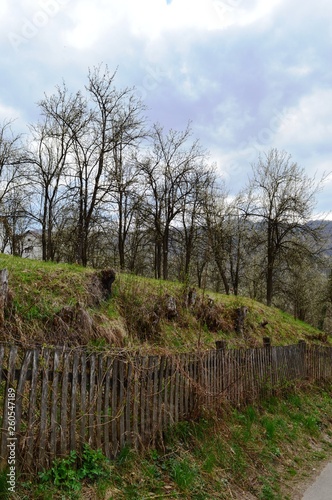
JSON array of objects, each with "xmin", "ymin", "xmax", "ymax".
[{"xmin": 309, "ymin": 220, "xmax": 332, "ymax": 256}]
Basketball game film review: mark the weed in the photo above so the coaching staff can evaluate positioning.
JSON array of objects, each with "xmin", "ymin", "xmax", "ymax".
[
  {"xmin": 260, "ymin": 482, "xmax": 279, "ymax": 499},
  {"xmin": 262, "ymin": 416, "xmax": 277, "ymax": 440},
  {"xmin": 78, "ymin": 444, "xmax": 110, "ymax": 482},
  {"xmin": 115, "ymin": 445, "xmax": 135, "ymax": 467},
  {"xmin": 37, "ymin": 445, "xmax": 110, "ymax": 498},
  {"xmin": 202, "ymin": 452, "xmax": 217, "ymax": 473},
  {"xmin": 167, "ymin": 456, "xmax": 198, "ymax": 491},
  {"xmin": 0, "ymin": 470, "xmax": 10, "ymax": 499},
  {"xmin": 38, "ymin": 450, "xmax": 81, "ymax": 497}
]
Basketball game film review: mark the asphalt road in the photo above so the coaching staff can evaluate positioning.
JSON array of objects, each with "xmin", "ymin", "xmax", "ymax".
[{"xmin": 302, "ymin": 463, "xmax": 332, "ymax": 500}]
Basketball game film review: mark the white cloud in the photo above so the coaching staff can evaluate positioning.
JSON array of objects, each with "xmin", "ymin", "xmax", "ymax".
[
  {"xmin": 0, "ymin": 102, "xmax": 23, "ymax": 127},
  {"xmin": 61, "ymin": 0, "xmax": 285, "ymax": 50},
  {"xmin": 277, "ymin": 89, "xmax": 332, "ymax": 146},
  {"xmin": 0, "ymin": 0, "xmax": 331, "ymax": 215}
]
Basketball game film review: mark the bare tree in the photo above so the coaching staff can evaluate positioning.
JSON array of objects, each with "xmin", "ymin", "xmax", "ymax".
[
  {"xmin": 0, "ymin": 120, "xmax": 26, "ymax": 253},
  {"xmin": 178, "ymin": 165, "xmax": 215, "ymax": 282},
  {"xmin": 203, "ymin": 183, "xmax": 231, "ymax": 294},
  {"xmin": 243, "ymin": 148, "xmax": 323, "ymax": 306},
  {"xmin": 140, "ymin": 124, "xmax": 206, "ymax": 280},
  {"xmin": 67, "ymin": 65, "xmax": 146, "ymax": 266},
  {"xmin": 107, "ymin": 93, "xmax": 147, "ymax": 270},
  {"xmin": 27, "ymin": 85, "xmax": 86, "ymax": 260}
]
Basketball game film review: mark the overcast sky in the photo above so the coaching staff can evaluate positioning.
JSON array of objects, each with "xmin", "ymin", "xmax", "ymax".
[{"xmin": 0, "ymin": 0, "xmax": 331, "ymax": 216}]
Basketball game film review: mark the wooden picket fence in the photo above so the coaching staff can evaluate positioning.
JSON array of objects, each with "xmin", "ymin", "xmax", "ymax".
[{"xmin": 0, "ymin": 340, "xmax": 332, "ymax": 472}]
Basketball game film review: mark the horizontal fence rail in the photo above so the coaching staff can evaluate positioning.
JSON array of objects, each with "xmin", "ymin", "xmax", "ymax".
[{"xmin": 0, "ymin": 340, "xmax": 332, "ymax": 472}]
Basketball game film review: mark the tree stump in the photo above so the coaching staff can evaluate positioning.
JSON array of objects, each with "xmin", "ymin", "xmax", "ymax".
[
  {"xmin": 0, "ymin": 269, "xmax": 9, "ymax": 326},
  {"xmin": 99, "ymin": 269, "xmax": 116, "ymax": 299},
  {"xmin": 235, "ymin": 306, "xmax": 248, "ymax": 335}
]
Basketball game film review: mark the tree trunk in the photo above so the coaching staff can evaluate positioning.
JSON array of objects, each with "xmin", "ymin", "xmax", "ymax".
[
  {"xmin": 266, "ymin": 223, "xmax": 274, "ymax": 306},
  {"xmin": 162, "ymin": 227, "xmax": 169, "ymax": 280}
]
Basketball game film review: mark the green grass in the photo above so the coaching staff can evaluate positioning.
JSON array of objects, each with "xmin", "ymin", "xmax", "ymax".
[
  {"xmin": 0, "ymin": 252, "xmax": 330, "ymax": 351},
  {"xmin": 2, "ymin": 254, "xmax": 332, "ymax": 498},
  {"xmin": 16, "ymin": 382, "xmax": 330, "ymax": 499}
]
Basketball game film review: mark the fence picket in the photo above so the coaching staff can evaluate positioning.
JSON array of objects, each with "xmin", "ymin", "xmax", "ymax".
[
  {"xmin": 15, "ymin": 349, "xmax": 32, "ymax": 455},
  {"xmin": 96, "ymin": 354, "xmax": 104, "ymax": 450},
  {"xmin": 111, "ymin": 358, "xmax": 119, "ymax": 457},
  {"xmin": 103, "ymin": 357, "xmax": 112, "ymax": 458},
  {"xmin": 60, "ymin": 351, "xmax": 70, "ymax": 457},
  {"xmin": 50, "ymin": 349, "xmax": 61, "ymax": 460},
  {"xmin": 0, "ymin": 345, "xmax": 18, "ymax": 464},
  {"xmin": 25, "ymin": 348, "xmax": 40, "ymax": 469},
  {"xmin": 39, "ymin": 349, "xmax": 51, "ymax": 466},
  {"xmin": 125, "ymin": 361, "xmax": 133, "ymax": 446},
  {"xmin": 118, "ymin": 359, "xmax": 125, "ymax": 449},
  {"xmin": 70, "ymin": 351, "xmax": 80, "ymax": 451},
  {"xmin": 88, "ymin": 354, "xmax": 96, "ymax": 447},
  {"xmin": 80, "ymin": 352, "xmax": 87, "ymax": 450}
]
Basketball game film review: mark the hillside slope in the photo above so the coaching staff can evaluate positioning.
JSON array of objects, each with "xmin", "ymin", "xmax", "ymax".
[{"xmin": 0, "ymin": 253, "xmax": 328, "ymax": 351}]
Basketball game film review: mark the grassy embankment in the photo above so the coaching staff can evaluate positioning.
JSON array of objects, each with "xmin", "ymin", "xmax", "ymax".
[
  {"xmin": 8, "ymin": 383, "xmax": 332, "ymax": 499},
  {"xmin": 0, "ymin": 253, "xmax": 327, "ymax": 351},
  {"xmin": 0, "ymin": 254, "xmax": 331, "ymax": 499}
]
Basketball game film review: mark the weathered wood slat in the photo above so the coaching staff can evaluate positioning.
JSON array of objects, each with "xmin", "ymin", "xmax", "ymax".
[
  {"xmin": 132, "ymin": 356, "xmax": 139, "ymax": 449},
  {"xmin": 125, "ymin": 360, "xmax": 133, "ymax": 446},
  {"xmin": 152, "ymin": 356, "xmax": 159, "ymax": 444},
  {"xmin": 174, "ymin": 356, "xmax": 180, "ymax": 423},
  {"xmin": 25, "ymin": 348, "xmax": 40, "ymax": 469},
  {"xmin": 183, "ymin": 354, "xmax": 188, "ymax": 417},
  {"xmin": 15, "ymin": 349, "xmax": 32, "ymax": 454},
  {"xmin": 49, "ymin": 350, "xmax": 61, "ymax": 460},
  {"xmin": 103, "ymin": 357, "xmax": 112, "ymax": 459},
  {"xmin": 169, "ymin": 356, "xmax": 176, "ymax": 425},
  {"xmin": 96, "ymin": 354, "xmax": 104, "ymax": 450},
  {"xmin": 157, "ymin": 355, "xmax": 166, "ymax": 440},
  {"xmin": 163, "ymin": 356, "xmax": 170, "ymax": 429},
  {"xmin": 70, "ymin": 351, "xmax": 80, "ymax": 451},
  {"xmin": 118, "ymin": 359, "xmax": 125, "ymax": 449},
  {"xmin": 111, "ymin": 358, "xmax": 119, "ymax": 457},
  {"xmin": 145, "ymin": 356, "xmax": 155, "ymax": 440},
  {"xmin": 60, "ymin": 351, "xmax": 70, "ymax": 456},
  {"xmin": 189, "ymin": 353, "xmax": 195, "ymax": 414},
  {"xmin": 0, "ymin": 345, "xmax": 18, "ymax": 464},
  {"xmin": 140, "ymin": 356, "xmax": 149, "ymax": 444},
  {"xmin": 88, "ymin": 354, "xmax": 96, "ymax": 447},
  {"xmin": 39, "ymin": 349, "xmax": 51, "ymax": 466},
  {"xmin": 80, "ymin": 352, "xmax": 87, "ymax": 451}
]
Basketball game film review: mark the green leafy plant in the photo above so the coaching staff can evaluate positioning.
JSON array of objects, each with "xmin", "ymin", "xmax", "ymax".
[
  {"xmin": 78, "ymin": 444, "xmax": 110, "ymax": 482},
  {"xmin": 38, "ymin": 450, "xmax": 80, "ymax": 495},
  {"xmin": 38, "ymin": 445, "xmax": 110, "ymax": 498}
]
